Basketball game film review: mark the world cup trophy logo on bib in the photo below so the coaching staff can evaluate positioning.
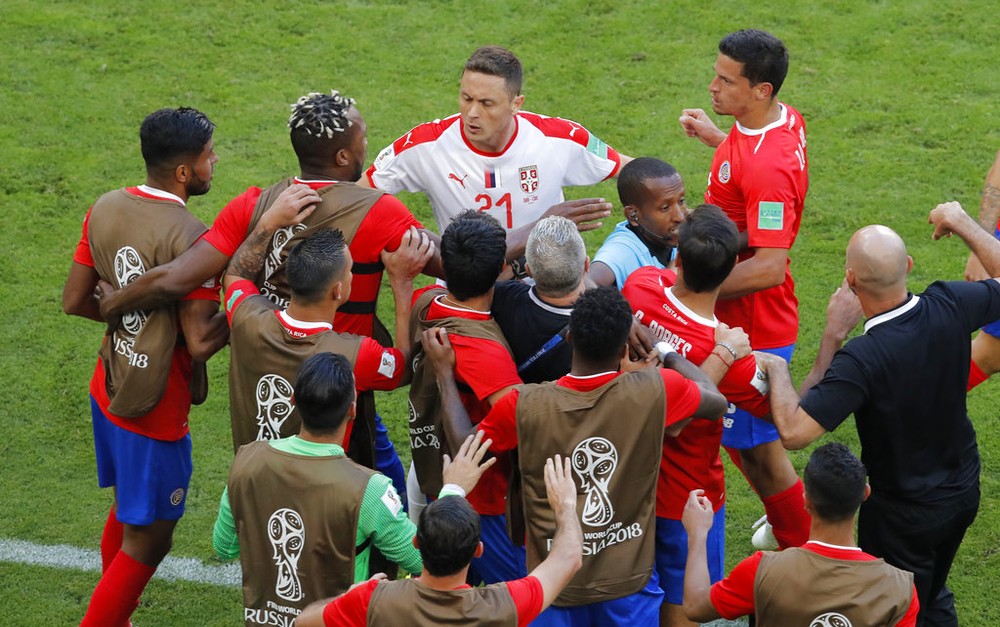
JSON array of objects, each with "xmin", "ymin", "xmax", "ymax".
[
  {"xmin": 263, "ymin": 224, "xmax": 307, "ymax": 282},
  {"xmin": 811, "ymin": 613, "xmax": 852, "ymax": 627},
  {"xmin": 114, "ymin": 246, "xmax": 148, "ymax": 335},
  {"xmin": 268, "ymin": 508, "xmax": 305, "ymax": 602},
  {"xmin": 572, "ymin": 437, "xmax": 618, "ymax": 527},
  {"xmin": 255, "ymin": 374, "xmax": 294, "ymax": 440}
]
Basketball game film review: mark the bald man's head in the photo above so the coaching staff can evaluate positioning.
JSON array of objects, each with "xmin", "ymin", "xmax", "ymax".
[{"xmin": 845, "ymin": 225, "xmax": 912, "ymax": 296}]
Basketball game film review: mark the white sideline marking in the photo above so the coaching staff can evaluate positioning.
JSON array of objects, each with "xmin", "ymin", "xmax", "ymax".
[{"xmin": 0, "ymin": 538, "xmax": 240, "ymax": 587}]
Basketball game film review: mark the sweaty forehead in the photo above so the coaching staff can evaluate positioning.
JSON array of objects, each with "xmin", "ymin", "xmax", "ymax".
[{"xmin": 714, "ymin": 54, "xmax": 745, "ymax": 80}]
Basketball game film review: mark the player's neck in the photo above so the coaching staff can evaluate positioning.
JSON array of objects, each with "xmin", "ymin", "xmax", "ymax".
[
  {"xmin": 442, "ymin": 292, "xmax": 492, "ymax": 314},
  {"xmin": 469, "ymin": 118, "xmax": 517, "ymax": 154},
  {"xmin": 670, "ymin": 281, "xmax": 718, "ymax": 319},
  {"xmin": 297, "ymin": 425, "xmax": 347, "ymax": 447},
  {"xmin": 859, "ymin": 287, "xmax": 909, "ymax": 320},
  {"xmin": 145, "ymin": 176, "xmax": 188, "ymax": 202},
  {"xmin": 736, "ymin": 100, "xmax": 782, "ymax": 131},
  {"xmin": 807, "ymin": 517, "xmax": 858, "ymax": 549},
  {"xmin": 417, "ymin": 567, "xmax": 471, "ymax": 591},
  {"xmin": 570, "ymin": 354, "xmax": 619, "ymax": 377},
  {"xmin": 536, "ymin": 281, "xmax": 584, "ymax": 307},
  {"xmin": 286, "ymin": 300, "xmax": 337, "ymax": 326},
  {"xmin": 298, "ymin": 165, "xmax": 343, "ymax": 182}
]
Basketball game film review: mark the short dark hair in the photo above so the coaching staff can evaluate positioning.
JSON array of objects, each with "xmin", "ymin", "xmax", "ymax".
[
  {"xmin": 288, "ymin": 90, "xmax": 357, "ymax": 170},
  {"xmin": 617, "ymin": 157, "xmax": 679, "ymax": 208},
  {"xmin": 677, "ymin": 204, "xmax": 739, "ymax": 293},
  {"xmin": 803, "ymin": 442, "xmax": 868, "ymax": 523},
  {"xmin": 286, "ymin": 228, "xmax": 349, "ymax": 304},
  {"xmin": 441, "ymin": 210, "xmax": 507, "ymax": 300},
  {"xmin": 569, "ymin": 286, "xmax": 633, "ymax": 363},
  {"xmin": 416, "ymin": 496, "xmax": 480, "ymax": 576},
  {"xmin": 719, "ymin": 29, "xmax": 789, "ymax": 97},
  {"xmin": 140, "ymin": 107, "xmax": 215, "ymax": 171},
  {"xmin": 292, "ymin": 352, "xmax": 355, "ymax": 435},
  {"xmin": 464, "ymin": 46, "xmax": 523, "ymax": 97}
]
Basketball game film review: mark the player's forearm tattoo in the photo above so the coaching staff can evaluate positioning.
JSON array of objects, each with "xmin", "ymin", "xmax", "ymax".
[
  {"xmin": 229, "ymin": 228, "xmax": 271, "ymax": 281},
  {"xmin": 979, "ymin": 183, "xmax": 1000, "ymax": 231}
]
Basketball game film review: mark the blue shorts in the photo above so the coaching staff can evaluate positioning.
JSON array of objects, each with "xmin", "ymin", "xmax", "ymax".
[
  {"xmin": 373, "ymin": 413, "xmax": 407, "ymax": 510},
  {"xmin": 468, "ymin": 514, "xmax": 527, "ymax": 585},
  {"xmin": 91, "ymin": 396, "xmax": 192, "ymax": 526},
  {"xmin": 721, "ymin": 344, "xmax": 794, "ymax": 450},
  {"xmin": 532, "ymin": 569, "xmax": 663, "ymax": 626},
  {"xmin": 655, "ymin": 508, "xmax": 726, "ymax": 605}
]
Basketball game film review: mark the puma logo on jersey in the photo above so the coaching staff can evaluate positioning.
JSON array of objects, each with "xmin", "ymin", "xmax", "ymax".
[
  {"xmin": 402, "ymin": 131, "xmax": 414, "ymax": 147},
  {"xmin": 448, "ymin": 173, "xmax": 468, "ymax": 188}
]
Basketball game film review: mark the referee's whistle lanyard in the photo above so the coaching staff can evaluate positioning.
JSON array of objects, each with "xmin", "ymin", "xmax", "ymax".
[{"xmin": 516, "ymin": 325, "xmax": 570, "ymax": 374}]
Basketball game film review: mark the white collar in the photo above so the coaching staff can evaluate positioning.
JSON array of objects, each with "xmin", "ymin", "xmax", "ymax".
[
  {"xmin": 863, "ymin": 294, "xmax": 920, "ymax": 334},
  {"xmin": 529, "ymin": 288, "xmax": 573, "ymax": 316},
  {"xmin": 734, "ymin": 103, "xmax": 788, "ymax": 136},
  {"xmin": 664, "ymin": 285, "xmax": 718, "ymax": 328},
  {"xmin": 277, "ymin": 309, "xmax": 333, "ymax": 331},
  {"xmin": 565, "ymin": 370, "xmax": 617, "ymax": 380},
  {"xmin": 137, "ymin": 184, "xmax": 185, "ymax": 205},
  {"xmin": 805, "ymin": 540, "xmax": 862, "ymax": 552}
]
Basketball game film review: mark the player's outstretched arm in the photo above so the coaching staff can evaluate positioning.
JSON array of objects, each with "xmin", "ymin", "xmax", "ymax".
[
  {"xmin": 964, "ymin": 149, "xmax": 1000, "ymax": 281},
  {"xmin": 97, "ymin": 239, "xmax": 230, "ymax": 318},
  {"xmin": 755, "ymin": 351, "xmax": 826, "ymax": 449},
  {"xmin": 421, "ymin": 328, "xmax": 477, "ymax": 455},
  {"xmin": 505, "ymin": 198, "xmax": 613, "ymax": 261},
  {"xmin": 681, "ymin": 489, "xmax": 723, "ymax": 622},
  {"xmin": 661, "ymin": 352, "xmax": 728, "ymax": 421},
  {"xmin": 381, "ymin": 226, "xmax": 435, "ymax": 374},
  {"xmin": 930, "ymin": 201, "xmax": 1000, "ymax": 279},
  {"xmin": 528, "ymin": 455, "xmax": 583, "ymax": 613},
  {"xmin": 679, "ymin": 109, "xmax": 727, "ymax": 148}
]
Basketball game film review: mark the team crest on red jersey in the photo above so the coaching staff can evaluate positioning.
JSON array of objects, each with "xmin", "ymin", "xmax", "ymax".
[
  {"xmin": 718, "ymin": 160, "xmax": 731, "ymax": 184},
  {"xmin": 519, "ymin": 165, "xmax": 539, "ymax": 193}
]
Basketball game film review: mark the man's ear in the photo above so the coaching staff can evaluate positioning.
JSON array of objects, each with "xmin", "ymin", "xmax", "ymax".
[
  {"xmin": 473, "ymin": 541, "xmax": 484, "ymax": 559},
  {"xmin": 863, "ymin": 483, "xmax": 872, "ymax": 502},
  {"xmin": 346, "ymin": 401, "xmax": 357, "ymax": 423},
  {"xmin": 512, "ymin": 94, "xmax": 525, "ymax": 113},
  {"xmin": 906, "ymin": 255, "xmax": 914, "ymax": 275},
  {"xmin": 755, "ymin": 81, "xmax": 774, "ymax": 101},
  {"xmin": 624, "ymin": 205, "xmax": 640, "ymax": 225},
  {"xmin": 583, "ymin": 256, "xmax": 590, "ymax": 273},
  {"xmin": 174, "ymin": 162, "xmax": 191, "ymax": 184},
  {"xmin": 412, "ymin": 536, "xmax": 419, "ymax": 549}
]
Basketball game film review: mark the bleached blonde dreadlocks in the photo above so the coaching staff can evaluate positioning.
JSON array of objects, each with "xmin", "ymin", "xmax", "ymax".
[{"xmin": 288, "ymin": 90, "xmax": 356, "ymax": 139}]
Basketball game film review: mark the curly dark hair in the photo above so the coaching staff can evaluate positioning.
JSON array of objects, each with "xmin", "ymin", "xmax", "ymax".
[
  {"xmin": 803, "ymin": 442, "xmax": 868, "ymax": 523},
  {"xmin": 569, "ymin": 286, "xmax": 633, "ymax": 363},
  {"xmin": 140, "ymin": 107, "xmax": 214, "ymax": 171},
  {"xmin": 441, "ymin": 210, "xmax": 507, "ymax": 300},
  {"xmin": 288, "ymin": 90, "xmax": 357, "ymax": 169}
]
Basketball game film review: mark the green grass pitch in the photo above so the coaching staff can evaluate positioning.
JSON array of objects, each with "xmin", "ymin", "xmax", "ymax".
[{"xmin": 2, "ymin": 0, "xmax": 997, "ymax": 624}]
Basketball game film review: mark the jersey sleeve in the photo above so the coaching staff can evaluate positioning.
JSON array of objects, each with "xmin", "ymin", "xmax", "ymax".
[
  {"xmin": 365, "ymin": 123, "xmax": 437, "ymax": 194},
  {"xmin": 350, "ymin": 195, "xmax": 423, "ymax": 263},
  {"xmin": 742, "ymin": 159, "xmax": 802, "ymax": 250},
  {"xmin": 477, "ymin": 388, "xmax": 521, "ymax": 452},
  {"xmin": 717, "ymin": 355, "xmax": 771, "ymax": 417},
  {"xmin": 358, "ymin": 474, "xmax": 422, "ymax": 575},
  {"xmin": 451, "ymin": 335, "xmax": 522, "ymax": 402},
  {"xmin": 322, "ymin": 579, "xmax": 379, "ymax": 627},
  {"xmin": 211, "ymin": 487, "xmax": 240, "ymax": 560},
  {"xmin": 661, "ymin": 369, "xmax": 703, "ymax": 426},
  {"xmin": 202, "ymin": 188, "xmax": 259, "ymax": 257},
  {"xmin": 223, "ymin": 279, "xmax": 263, "ymax": 325},
  {"xmin": 709, "ymin": 551, "xmax": 763, "ymax": 619},
  {"xmin": 505, "ymin": 576, "xmax": 544, "ymax": 627},
  {"xmin": 526, "ymin": 114, "xmax": 622, "ymax": 183},
  {"xmin": 799, "ymin": 350, "xmax": 869, "ymax": 433},
  {"xmin": 353, "ymin": 339, "xmax": 406, "ymax": 391},
  {"xmin": 72, "ymin": 207, "xmax": 95, "ymax": 267}
]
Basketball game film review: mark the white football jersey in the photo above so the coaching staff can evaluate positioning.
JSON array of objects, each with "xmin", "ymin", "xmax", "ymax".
[{"xmin": 366, "ymin": 111, "xmax": 621, "ymax": 232}]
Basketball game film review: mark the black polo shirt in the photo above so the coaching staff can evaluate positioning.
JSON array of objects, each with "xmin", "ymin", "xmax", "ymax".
[
  {"xmin": 800, "ymin": 280, "xmax": 1000, "ymax": 502},
  {"xmin": 491, "ymin": 281, "xmax": 572, "ymax": 384}
]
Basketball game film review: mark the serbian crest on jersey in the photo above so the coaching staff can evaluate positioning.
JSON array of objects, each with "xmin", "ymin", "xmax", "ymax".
[
  {"xmin": 718, "ymin": 160, "xmax": 731, "ymax": 184},
  {"xmin": 519, "ymin": 165, "xmax": 539, "ymax": 193}
]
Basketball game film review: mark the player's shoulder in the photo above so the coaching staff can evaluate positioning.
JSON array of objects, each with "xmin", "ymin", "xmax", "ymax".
[
  {"xmin": 624, "ymin": 265, "xmax": 674, "ymax": 290},
  {"xmin": 517, "ymin": 111, "xmax": 590, "ymax": 147},
  {"xmin": 390, "ymin": 114, "xmax": 462, "ymax": 155}
]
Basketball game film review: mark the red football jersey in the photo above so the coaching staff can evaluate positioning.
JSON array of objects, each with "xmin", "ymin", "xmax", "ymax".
[
  {"xmin": 203, "ymin": 179, "xmax": 422, "ymax": 337},
  {"xmin": 420, "ymin": 288, "xmax": 522, "ymax": 516},
  {"xmin": 706, "ymin": 104, "xmax": 808, "ymax": 349},
  {"xmin": 623, "ymin": 266, "xmax": 770, "ymax": 519}
]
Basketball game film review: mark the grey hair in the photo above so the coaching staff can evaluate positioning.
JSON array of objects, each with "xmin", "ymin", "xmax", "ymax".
[{"xmin": 525, "ymin": 216, "xmax": 586, "ymax": 297}]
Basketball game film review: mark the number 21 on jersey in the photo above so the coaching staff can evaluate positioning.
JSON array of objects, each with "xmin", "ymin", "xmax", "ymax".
[{"xmin": 475, "ymin": 193, "xmax": 513, "ymax": 228}]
